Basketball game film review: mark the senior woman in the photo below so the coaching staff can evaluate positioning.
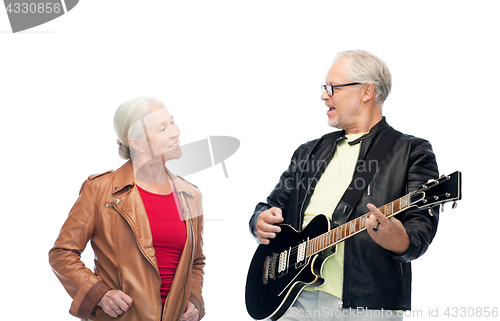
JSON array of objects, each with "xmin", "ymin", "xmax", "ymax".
[{"xmin": 49, "ymin": 97, "xmax": 205, "ymax": 321}]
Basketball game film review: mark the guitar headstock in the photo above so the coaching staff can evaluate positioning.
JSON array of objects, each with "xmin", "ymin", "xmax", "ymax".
[{"xmin": 411, "ymin": 171, "xmax": 462, "ymax": 209}]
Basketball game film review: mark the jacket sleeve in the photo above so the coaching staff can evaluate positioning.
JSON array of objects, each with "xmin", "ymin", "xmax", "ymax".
[
  {"xmin": 391, "ymin": 137, "xmax": 440, "ymax": 262},
  {"xmin": 48, "ymin": 179, "xmax": 112, "ymax": 318},
  {"xmin": 249, "ymin": 145, "xmax": 304, "ymax": 240},
  {"xmin": 189, "ymin": 198, "xmax": 206, "ymax": 319}
]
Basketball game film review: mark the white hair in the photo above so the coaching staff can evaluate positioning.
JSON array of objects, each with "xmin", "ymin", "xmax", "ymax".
[
  {"xmin": 113, "ymin": 96, "xmax": 163, "ymax": 160},
  {"xmin": 334, "ymin": 50, "xmax": 392, "ymax": 106}
]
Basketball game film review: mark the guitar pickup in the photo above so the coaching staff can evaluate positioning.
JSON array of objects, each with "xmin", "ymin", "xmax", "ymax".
[
  {"xmin": 278, "ymin": 250, "xmax": 288, "ymax": 275},
  {"xmin": 295, "ymin": 241, "xmax": 307, "ymax": 268}
]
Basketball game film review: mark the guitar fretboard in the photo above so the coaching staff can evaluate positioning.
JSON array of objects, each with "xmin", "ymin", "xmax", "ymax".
[{"xmin": 306, "ymin": 194, "xmax": 411, "ymax": 257}]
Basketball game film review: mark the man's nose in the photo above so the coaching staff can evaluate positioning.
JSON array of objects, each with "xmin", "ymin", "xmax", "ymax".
[{"xmin": 321, "ymin": 89, "xmax": 330, "ymax": 101}]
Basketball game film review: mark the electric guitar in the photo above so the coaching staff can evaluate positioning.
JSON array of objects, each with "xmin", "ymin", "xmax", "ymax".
[{"xmin": 245, "ymin": 171, "xmax": 462, "ymax": 320}]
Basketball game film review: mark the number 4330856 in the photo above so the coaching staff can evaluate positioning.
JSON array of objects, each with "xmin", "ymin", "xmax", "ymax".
[
  {"xmin": 6, "ymin": 3, "xmax": 62, "ymax": 14},
  {"xmin": 444, "ymin": 307, "xmax": 498, "ymax": 318}
]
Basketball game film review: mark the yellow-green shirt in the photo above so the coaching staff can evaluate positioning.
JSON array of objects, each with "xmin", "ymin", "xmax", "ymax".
[{"xmin": 303, "ymin": 132, "xmax": 366, "ymax": 298}]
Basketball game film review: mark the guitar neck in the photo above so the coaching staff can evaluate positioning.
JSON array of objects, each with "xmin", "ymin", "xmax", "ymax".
[{"xmin": 306, "ymin": 194, "xmax": 411, "ymax": 257}]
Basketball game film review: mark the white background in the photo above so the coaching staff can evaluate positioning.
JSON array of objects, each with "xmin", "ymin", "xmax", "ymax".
[{"xmin": 1, "ymin": 1, "xmax": 498, "ymax": 320}]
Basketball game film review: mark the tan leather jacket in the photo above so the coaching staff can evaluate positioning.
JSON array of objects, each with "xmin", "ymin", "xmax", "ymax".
[{"xmin": 49, "ymin": 161, "xmax": 205, "ymax": 320}]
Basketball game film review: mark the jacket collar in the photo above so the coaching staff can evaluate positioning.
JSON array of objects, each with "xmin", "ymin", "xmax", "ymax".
[
  {"xmin": 112, "ymin": 160, "xmax": 195, "ymax": 198},
  {"xmin": 112, "ymin": 161, "xmax": 134, "ymax": 194},
  {"xmin": 347, "ymin": 116, "xmax": 389, "ymax": 145}
]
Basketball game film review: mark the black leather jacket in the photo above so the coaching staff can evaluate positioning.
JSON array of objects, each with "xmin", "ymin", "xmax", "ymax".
[{"xmin": 249, "ymin": 118, "xmax": 439, "ymax": 310}]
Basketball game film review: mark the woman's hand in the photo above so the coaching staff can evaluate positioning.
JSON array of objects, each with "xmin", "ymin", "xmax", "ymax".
[
  {"xmin": 180, "ymin": 301, "xmax": 199, "ymax": 321},
  {"xmin": 97, "ymin": 289, "xmax": 133, "ymax": 318}
]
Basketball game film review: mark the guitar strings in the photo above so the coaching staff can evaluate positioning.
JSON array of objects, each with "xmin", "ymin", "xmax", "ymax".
[{"xmin": 286, "ymin": 189, "xmax": 427, "ymax": 258}]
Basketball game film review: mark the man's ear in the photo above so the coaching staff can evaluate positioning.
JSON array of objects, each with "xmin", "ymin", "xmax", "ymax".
[{"xmin": 362, "ymin": 83, "xmax": 375, "ymax": 103}]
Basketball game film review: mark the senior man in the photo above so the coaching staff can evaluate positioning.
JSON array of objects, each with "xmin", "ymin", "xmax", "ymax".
[{"xmin": 249, "ymin": 50, "xmax": 439, "ymax": 320}]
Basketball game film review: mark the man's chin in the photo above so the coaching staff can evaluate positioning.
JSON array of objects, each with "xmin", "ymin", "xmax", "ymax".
[{"xmin": 328, "ymin": 118, "xmax": 340, "ymax": 129}]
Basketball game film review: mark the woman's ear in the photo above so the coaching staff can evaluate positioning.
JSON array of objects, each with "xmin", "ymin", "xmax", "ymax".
[{"xmin": 128, "ymin": 137, "xmax": 144, "ymax": 154}]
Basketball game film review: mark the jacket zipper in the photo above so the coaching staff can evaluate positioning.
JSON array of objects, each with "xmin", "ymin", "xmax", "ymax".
[
  {"xmin": 341, "ymin": 139, "xmax": 367, "ymax": 308},
  {"xmin": 175, "ymin": 193, "xmax": 195, "ymax": 321},
  {"xmin": 399, "ymin": 262, "xmax": 405, "ymax": 279},
  {"xmin": 108, "ymin": 203, "xmax": 163, "ymax": 321},
  {"xmin": 339, "ymin": 140, "xmax": 371, "ymax": 308},
  {"xmin": 341, "ymin": 236, "xmax": 350, "ymax": 307},
  {"xmin": 117, "ymin": 270, "xmax": 123, "ymax": 290},
  {"xmin": 180, "ymin": 217, "xmax": 195, "ymax": 320},
  {"xmin": 109, "ymin": 203, "xmax": 160, "ymax": 274}
]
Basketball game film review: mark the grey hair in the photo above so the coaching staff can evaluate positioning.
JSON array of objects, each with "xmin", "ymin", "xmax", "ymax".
[
  {"xmin": 334, "ymin": 50, "xmax": 392, "ymax": 106},
  {"xmin": 113, "ymin": 96, "xmax": 163, "ymax": 160}
]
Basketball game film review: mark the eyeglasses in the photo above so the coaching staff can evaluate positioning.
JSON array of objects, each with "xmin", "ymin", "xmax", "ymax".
[{"xmin": 321, "ymin": 82, "xmax": 360, "ymax": 97}]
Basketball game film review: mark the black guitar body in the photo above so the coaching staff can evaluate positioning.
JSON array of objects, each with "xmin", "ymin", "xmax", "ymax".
[
  {"xmin": 246, "ymin": 171, "xmax": 462, "ymax": 320},
  {"xmin": 245, "ymin": 214, "xmax": 333, "ymax": 321}
]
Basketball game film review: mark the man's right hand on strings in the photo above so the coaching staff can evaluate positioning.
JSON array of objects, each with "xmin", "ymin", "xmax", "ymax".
[{"xmin": 256, "ymin": 207, "xmax": 284, "ymax": 244}]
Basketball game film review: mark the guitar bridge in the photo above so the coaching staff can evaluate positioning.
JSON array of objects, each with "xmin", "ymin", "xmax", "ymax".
[
  {"xmin": 262, "ymin": 252, "xmax": 279, "ymax": 284},
  {"xmin": 263, "ymin": 256, "xmax": 271, "ymax": 284},
  {"xmin": 262, "ymin": 249, "xmax": 291, "ymax": 284}
]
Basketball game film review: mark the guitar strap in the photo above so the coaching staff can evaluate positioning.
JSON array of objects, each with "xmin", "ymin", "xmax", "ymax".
[{"xmin": 330, "ymin": 127, "xmax": 403, "ymax": 227}]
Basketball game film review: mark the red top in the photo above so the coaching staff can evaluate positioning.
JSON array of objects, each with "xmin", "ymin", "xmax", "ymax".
[{"xmin": 137, "ymin": 186, "xmax": 187, "ymax": 306}]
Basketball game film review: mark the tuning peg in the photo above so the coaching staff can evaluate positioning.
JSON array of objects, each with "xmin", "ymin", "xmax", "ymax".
[
  {"xmin": 452, "ymin": 201, "xmax": 458, "ymax": 209},
  {"xmin": 441, "ymin": 204, "xmax": 445, "ymax": 213},
  {"xmin": 428, "ymin": 208, "xmax": 434, "ymax": 216}
]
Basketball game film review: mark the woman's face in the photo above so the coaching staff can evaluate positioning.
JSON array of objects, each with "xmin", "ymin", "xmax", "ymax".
[{"xmin": 138, "ymin": 104, "xmax": 182, "ymax": 162}]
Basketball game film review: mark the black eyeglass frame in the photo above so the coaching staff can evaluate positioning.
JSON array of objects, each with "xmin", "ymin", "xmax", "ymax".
[{"xmin": 321, "ymin": 82, "xmax": 360, "ymax": 96}]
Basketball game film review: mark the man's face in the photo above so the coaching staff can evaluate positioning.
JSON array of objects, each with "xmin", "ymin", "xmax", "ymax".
[{"xmin": 322, "ymin": 57, "xmax": 363, "ymax": 131}]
